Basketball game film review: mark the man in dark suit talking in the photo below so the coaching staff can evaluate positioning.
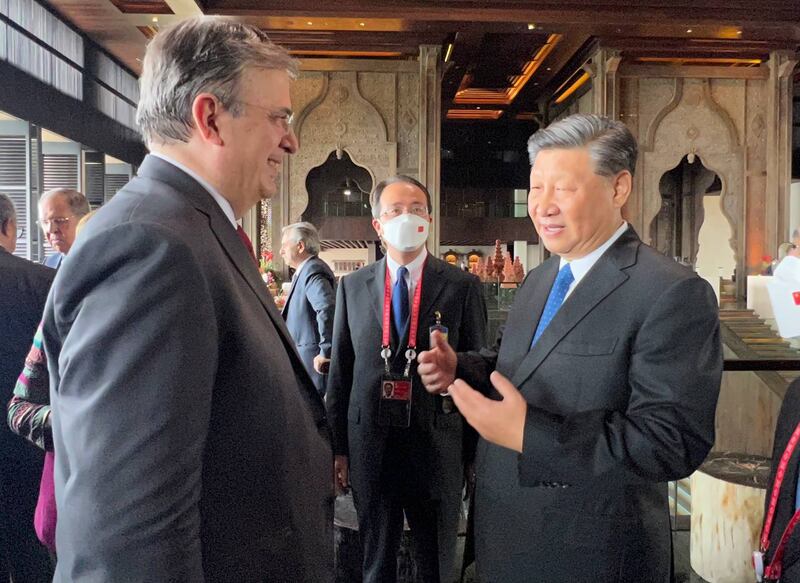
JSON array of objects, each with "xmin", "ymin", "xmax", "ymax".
[
  {"xmin": 418, "ymin": 114, "xmax": 722, "ymax": 583},
  {"xmin": 43, "ymin": 17, "xmax": 332, "ymax": 582},
  {"xmin": 327, "ymin": 175, "xmax": 487, "ymax": 583}
]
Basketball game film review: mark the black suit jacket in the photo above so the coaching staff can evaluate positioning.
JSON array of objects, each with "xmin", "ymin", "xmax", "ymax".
[
  {"xmin": 763, "ymin": 378, "xmax": 800, "ymax": 582},
  {"xmin": 327, "ymin": 254, "xmax": 487, "ymax": 500},
  {"xmin": 0, "ymin": 247, "xmax": 54, "ymax": 466},
  {"xmin": 43, "ymin": 155, "xmax": 334, "ymax": 582},
  {"xmin": 282, "ymin": 255, "xmax": 336, "ymax": 395},
  {"xmin": 457, "ymin": 227, "xmax": 722, "ymax": 583}
]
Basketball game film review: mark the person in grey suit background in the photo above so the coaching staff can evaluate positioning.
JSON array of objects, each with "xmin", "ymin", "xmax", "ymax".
[
  {"xmin": 0, "ymin": 193, "xmax": 54, "ymax": 582},
  {"xmin": 37, "ymin": 188, "xmax": 89, "ymax": 269},
  {"xmin": 418, "ymin": 114, "xmax": 722, "ymax": 583},
  {"xmin": 327, "ymin": 175, "xmax": 487, "ymax": 583},
  {"xmin": 43, "ymin": 17, "xmax": 332, "ymax": 582},
  {"xmin": 279, "ymin": 221, "xmax": 335, "ymax": 396}
]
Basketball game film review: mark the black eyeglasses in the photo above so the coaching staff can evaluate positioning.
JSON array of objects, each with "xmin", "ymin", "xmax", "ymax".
[{"xmin": 16, "ymin": 225, "xmax": 25, "ymax": 240}]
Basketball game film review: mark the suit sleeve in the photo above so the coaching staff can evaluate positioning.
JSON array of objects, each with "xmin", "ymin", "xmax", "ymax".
[
  {"xmin": 305, "ymin": 269, "xmax": 336, "ymax": 358},
  {"xmin": 326, "ymin": 279, "xmax": 354, "ymax": 456},
  {"xmin": 45, "ymin": 223, "xmax": 217, "ymax": 582},
  {"xmin": 517, "ymin": 276, "xmax": 722, "ymax": 485},
  {"xmin": 457, "ymin": 276, "xmax": 487, "ymax": 353}
]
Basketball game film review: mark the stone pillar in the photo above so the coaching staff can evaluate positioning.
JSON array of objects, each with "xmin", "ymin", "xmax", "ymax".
[
  {"xmin": 419, "ymin": 45, "xmax": 442, "ymax": 258},
  {"xmin": 272, "ymin": 162, "xmax": 292, "ymax": 275},
  {"xmin": 586, "ymin": 47, "xmax": 622, "ymax": 118},
  {"xmin": 765, "ymin": 51, "xmax": 797, "ymax": 255}
]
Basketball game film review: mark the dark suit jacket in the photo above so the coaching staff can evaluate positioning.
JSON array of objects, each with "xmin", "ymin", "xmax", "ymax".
[
  {"xmin": 0, "ymin": 247, "xmax": 54, "ymax": 466},
  {"xmin": 43, "ymin": 155, "xmax": 334, "ymax": 583},
  {"xmin": 763, "ymin": 378, "xmax": 800, "ymax": 582},
  {"xmin": 282, "ymin": 255, "xmax": 335, "ymax": 395},
  {"xmin": 457, "ymin": 227, "xmax": 722, "ymax": 583},
  {"xmin": 327, "ymin": 254, "xmax": 487, "ymax": 500}
]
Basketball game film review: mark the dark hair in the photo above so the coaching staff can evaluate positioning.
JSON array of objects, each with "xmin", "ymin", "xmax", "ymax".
[{"xmin": 370, "ymin": 175, "xmax": 432, "ymax": 219}]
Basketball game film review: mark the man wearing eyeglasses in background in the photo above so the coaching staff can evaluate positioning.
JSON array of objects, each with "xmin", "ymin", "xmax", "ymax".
[
  {"xmin": 37, "ymin": 188, "xmax": 89, "ymax": 269},
  {"xmin": 0, "ymin": 193, "xmax": 55, "ymax": 582},
  {"xmin": 327, "ymin": 175, "xmax": 487, "ymax": 583}
]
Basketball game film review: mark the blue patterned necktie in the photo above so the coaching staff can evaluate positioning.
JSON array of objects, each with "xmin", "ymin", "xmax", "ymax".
[
  {"xmin": 531, "ymin": 263, "xmax": 574, "ymax": 347},
  {"xmin": 392, "ymin": 266, "xmax": 410, "ymax": 339}
]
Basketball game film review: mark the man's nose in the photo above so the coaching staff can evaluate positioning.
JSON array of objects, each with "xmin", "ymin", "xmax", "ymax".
[{"xmin": 282, "ymin": 129, "xmax": 299, "ymax": 154}]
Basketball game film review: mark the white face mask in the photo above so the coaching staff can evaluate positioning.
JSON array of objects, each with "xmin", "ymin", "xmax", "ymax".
[{"xmin": 381, "ymin": 213, "xmax": 429, "ymax": 252}]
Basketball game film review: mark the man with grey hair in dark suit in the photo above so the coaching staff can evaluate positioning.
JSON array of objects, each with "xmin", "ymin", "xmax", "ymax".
[
  {"xmin": 0, "ymin": 192, "xmax": 54, "ymax": 582},
  {"xmin": 43, "ymin": 17, "xmax": 332, "ymax": 582},
  {"xmin": 279, "ymin": 221, "xmax": 335, "ymax": 396},
  {"xmin": 419, "ymin": 113, "xmax": 722, "ymax": 583}
]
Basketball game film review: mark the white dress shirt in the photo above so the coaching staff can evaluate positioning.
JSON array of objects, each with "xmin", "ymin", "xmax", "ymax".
[
  {"xmin": 150, "ymin": 152, "xmax": 237, "ymax": 228},
  {"xmin": 560, "ymin": 222, "xmax": 629, "ymax": 301}
]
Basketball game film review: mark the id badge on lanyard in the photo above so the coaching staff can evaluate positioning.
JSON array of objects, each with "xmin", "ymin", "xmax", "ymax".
[
  {"xmin": 756, "ymin": 421, "xmax": 800, "ymax": 582},
  {"xmin": 378, "ymin": 262, "xmax": 425, "ymax": 428}
]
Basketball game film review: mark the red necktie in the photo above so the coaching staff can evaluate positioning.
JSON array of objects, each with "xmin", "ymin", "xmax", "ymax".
[{"xmin": 236, "ymin": 225, "xmax": 258, "ymax": 265}]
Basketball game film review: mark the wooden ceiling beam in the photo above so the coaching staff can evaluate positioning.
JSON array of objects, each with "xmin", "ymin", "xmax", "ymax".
[
  {"xmin": 205, "ymin": 0, "xmax": 800, "ymax": 29},
  {"xmin": 441, "ymin": 31, "xmax": 485, "ymax": 104}
]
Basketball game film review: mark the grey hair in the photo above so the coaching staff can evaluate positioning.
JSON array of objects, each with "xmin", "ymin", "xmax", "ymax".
[
  {"xmin": 39, "ymin": 188, "xmax": 90, "ymax": 217},
  {"xmin": 0, "ymin": 193, "xmax": 16, "ymax": 236},
  {"xmin": 282, "ymin": 221, "xmax": 321, "ymax": 256},
  {"xmin": 370, "ymin": 175, "xmax": 432, "ymax": 219},
  {"xmin": 527, "ymin": 113, "xmax": 638, "ymax": 178},
  {"xmin": 137, "ymin": 17, "xmax": 299, "ymax": 146}
]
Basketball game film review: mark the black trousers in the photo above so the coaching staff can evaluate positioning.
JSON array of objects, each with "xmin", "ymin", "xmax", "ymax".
[
  {"xmin": 353, "ymin": 429, "xmax": 445, "ymax": 583},
  {"xmin": 0, "ymin": 455, "xmax": 53, "ymax": 583}
]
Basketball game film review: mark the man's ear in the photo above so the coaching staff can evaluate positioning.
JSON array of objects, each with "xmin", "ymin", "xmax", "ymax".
[
  {"xmin": 611, "ymin": 170, "xmax": 632, "ymax": 209},
  {"xmin": 371, "ymin": 218, "xmax": 383, "ymax": 239},
  {"xmin": 192, "ymin": 93, "xmax": 225, "ymax": 146}
]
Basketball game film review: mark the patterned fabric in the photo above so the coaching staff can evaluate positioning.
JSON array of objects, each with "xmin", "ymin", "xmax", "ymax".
[
  {"xmin": 7, "ymin": 322, "xmax": 53, "ymax": 451},
  {"xmin": 531, "ymin": 263, "xmax": 575, "ymax": 347}
]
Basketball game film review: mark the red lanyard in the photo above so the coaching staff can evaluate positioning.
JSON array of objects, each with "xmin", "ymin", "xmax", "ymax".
[
  {"xmin": 381, "ymin": 259, "xmax": 425, "ymax": 368},
  {"xmin": 759, "ymin": 421, "xmax": 800, "ymax": 581}
]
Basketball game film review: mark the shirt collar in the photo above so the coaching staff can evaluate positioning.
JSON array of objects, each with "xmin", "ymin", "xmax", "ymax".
[
  {"xmin": 150, "ymin": 152, "xmax": 237, "ymax": 228},
  {"xmin": 559, "ymin": 221, "xmax": 628, "ymax": 286},
  {"xmin": 386, "ymin": 247, "xmax": 428, "ymax": 286},
  {"xmin": 294, "ymin": 256, "xmax": 312, "ymax": 279}
]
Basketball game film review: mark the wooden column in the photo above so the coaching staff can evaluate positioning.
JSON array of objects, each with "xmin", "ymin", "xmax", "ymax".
[
  {"xmin": 765, "ymin": 51, "xmax": 797, "ymax": 253},
  {"xmin": 419, "ymin": 45, "xmax": 442, "ymax": 257}
]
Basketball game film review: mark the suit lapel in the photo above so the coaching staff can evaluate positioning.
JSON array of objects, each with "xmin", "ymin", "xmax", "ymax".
[
  {"xmin": 510, "ymin": 230, "xmax": 638, "ymax": 387},
  {"xmin": 138, "ymin": 156, "xmax": 321, "ymax": 404},
  {"xmin": 417, "ymin": 257, "xmax": 447, "ymax": 331},
  {"xmin": 367, "ymin": 258, "xmax": 387, "ymax": 329}
]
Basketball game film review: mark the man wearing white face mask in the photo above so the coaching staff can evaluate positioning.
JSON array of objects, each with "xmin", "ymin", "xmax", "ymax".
[{"xmin": 327, "ymin": 175, "xmax": 487, "ymax": 583}]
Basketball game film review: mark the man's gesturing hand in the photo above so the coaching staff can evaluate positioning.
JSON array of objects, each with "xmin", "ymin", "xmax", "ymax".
[
  {"xmin": 449, "ymin": 371, "xmax": 527, "ymax": 453},
  {"xmin": 417, "ymin": 330, "xmax": 457, "ymax": 394}
]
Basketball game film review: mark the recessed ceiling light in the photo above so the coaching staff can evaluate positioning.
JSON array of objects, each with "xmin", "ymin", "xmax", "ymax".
[
  {"xmin": 546, "ymin": 67, "xmax": 551, "ymax": 71},
  {"xmin": 306, "ymin": 21, "xmax": 313, "ymax": 26},
  {"xmin": 476, "ymin": 106, "xmax": 481, "ymax": 109},
  {"xmin": 152, "ymin": 16, "xmax": 158, "ymax": 23},
  {"xmin": 359, "ymin": 22, "xmax": 366, "ymax": 27},
  {"xmin": 527, "ymin": 23, "xmax": 536, "ymax": 30},
  {"xmin": 737, "ymin": 30, "xmax": 743, "ymax": 35},
  {"xmin": 686, "ymin": 28, "xmax": 693, "ymax": 33}
]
